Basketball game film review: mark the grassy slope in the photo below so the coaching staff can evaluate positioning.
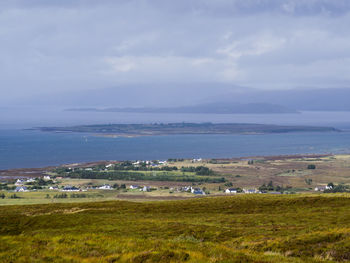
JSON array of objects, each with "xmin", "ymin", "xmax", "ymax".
[{"xmin": 1, "ymin": 194, "xmax": 350, "ymax": 262}]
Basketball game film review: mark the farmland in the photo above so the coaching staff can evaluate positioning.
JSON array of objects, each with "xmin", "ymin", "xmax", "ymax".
[{"xmin": 1, "ymin": 154, "xmax": 350, "ymax": 206}]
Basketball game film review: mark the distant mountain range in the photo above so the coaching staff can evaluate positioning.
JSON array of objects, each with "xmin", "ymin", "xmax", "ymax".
[
  {"xmin": 31, "ymin": 85, "xmax": 350, "ymax": 113},
  {"xmin": 66, "ymin": 102, "xmax": 297, "ymax": 114},
  {"xmin": 217, "ymin": 88, "xmax": 350, "ymax": 112}
]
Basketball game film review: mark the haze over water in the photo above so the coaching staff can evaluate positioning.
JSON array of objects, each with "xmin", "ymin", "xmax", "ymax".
[{"xmin": 1, "ymin": 108, "xmax": 350, "ymax": 130}]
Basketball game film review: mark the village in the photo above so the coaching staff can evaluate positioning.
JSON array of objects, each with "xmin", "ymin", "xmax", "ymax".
[
  {"xmin": 1, "ymin": 155, "xmax": 347, "ymax": 203},
  {"xmin": 8, "ymin": 175, "xmax": 263, "ymax": 196}
]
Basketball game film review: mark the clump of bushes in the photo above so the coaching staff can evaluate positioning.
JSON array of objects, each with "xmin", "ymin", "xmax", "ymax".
[
  {"xmin": 258, "ymin": 181, "xmax": 291, "ymax": 193},
  {"xmin": 305, "ymin": 178, "xmax": 313, "ymax": 185},
  {"xmin": 54, "ymin": 193, "xmax": 68, "ymax": 199},
  {"xmin": 180, "ymin": 166, "xmax": 214, "ymax": 175},
  {"xmin": 324, "ymin": 183, "xmax": 349, "ymax": 193},
  {"xmin": 9, "ymin": 194, "xmax": 21, "ymax": 199},
  {"xmin": 307, "ymin": 164, "xmax": 316, "ymax": 169},
  {"xmin": 52, "ymin": 193, "xmax": 89, "ymax": 198},
  {"xmin": 70, "ymin": 193, "xmax": 87, "ymax": 198}
]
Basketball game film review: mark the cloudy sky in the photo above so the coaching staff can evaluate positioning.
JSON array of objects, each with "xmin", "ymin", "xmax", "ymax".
[{"xmin": 1, "ymin": 0, "xmax": 350, "ymax": 107}]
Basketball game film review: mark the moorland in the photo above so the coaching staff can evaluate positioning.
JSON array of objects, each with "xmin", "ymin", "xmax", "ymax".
[
  {"xmin": 1, "ymin": 155, "xmax": 350, "ymax": 262},
  {"xmin": 1, "ymin": 194, "xmax": 350, "ymax": 262}
]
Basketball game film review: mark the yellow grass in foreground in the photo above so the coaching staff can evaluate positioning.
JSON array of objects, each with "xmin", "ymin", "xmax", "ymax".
[{"xmin": 1, "ymin": 194, "xmax": 350, "ymax": 262}]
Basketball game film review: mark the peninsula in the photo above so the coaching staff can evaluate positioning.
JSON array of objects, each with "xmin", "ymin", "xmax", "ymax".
[{"xmin": 37, "ymin": 122, "xmax": 339, "ymax": 136}]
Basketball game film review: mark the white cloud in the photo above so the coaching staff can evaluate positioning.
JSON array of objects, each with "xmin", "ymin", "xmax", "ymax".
[
  {"xmin": 105, "ymin": 57, "xmax": 136, "ymax": 72},
  {"xmin": 102, "ymin": 55, "xmax": 239, "ymax": 83},
  {"xmin": 217, "ymin": 33, "xmax": 287, "ymax": 59}
]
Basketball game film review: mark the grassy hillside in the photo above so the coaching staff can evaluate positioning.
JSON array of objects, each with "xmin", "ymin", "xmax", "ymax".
[{"xmin": 1, "ymin": 194, "xmax": 350, "ymax": 262}]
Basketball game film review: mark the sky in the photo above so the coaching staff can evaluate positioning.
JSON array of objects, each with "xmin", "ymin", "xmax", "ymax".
[{"xmin": 1, "ymin": 0, "xmax": 350, "ymax": 107}]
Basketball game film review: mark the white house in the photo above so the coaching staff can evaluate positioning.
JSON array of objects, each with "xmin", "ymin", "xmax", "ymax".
[
  {"xmin": 15, "ymin": 179, "xmax": 25, "ymax": 186},
  {"xmin": 191, "ymin": 187, "xmax": 205, "ymax": 195},
  {"xmin": 26, "ymin": 178, "xmax": 35, "ymax": 183},
  {"xmin": 62, "ymin": 186, "xmax": 80, "ymax": 192},
  {"xmin": 243, "ymin": 188, "xmax": 259, "ymax": 194},
  {"xmin": 315, "ymin": 185, "xmax": 332, "ymax": 191},
  {"xmin": 225, "ymin": 188, "xmax": 238, "ymax": 194},
  {"xmin": 315, "ymin": 186, "xmax": 325, "ymax": 191},
  {"xmin": 193, "ymin": 189, "xmax": 205, "ymax": 195},
  {"xmin": 15, "ymin": 186, "xmax": 28, "ymax": 192},
  {"xmin": 43, "ymin": 175, "xmax": 51, "ymax": 180},
  {"xmin": 180, "ymin": 186, "xmax": 191, "ymax": 192},
  {"xmin": 142, "ymin": 186, "xmax": 150, "ymax": 192},
  {"xmin": 129, "ymin": 185, "xmax": 139, "ymax": 189},
  {"xmin": 99, "ymin": 184, "xmax": 112, "ymax": 190}
]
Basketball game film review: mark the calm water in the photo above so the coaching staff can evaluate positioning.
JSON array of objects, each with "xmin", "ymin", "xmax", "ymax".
[
  {"xmin": 1, "ymin": 109, "xmax": 350, "ymax": 169},
  {"xmin": 1, "ymin": 129, "xmax": 350, "ymax": 170}
]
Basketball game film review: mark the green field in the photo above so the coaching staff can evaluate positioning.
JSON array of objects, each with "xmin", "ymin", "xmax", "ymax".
[
  {"xmin": 0, "ymin": 189, "xmax": 119, "ymax": 206},
  {"xmin": 0, "ymin": 189, "xmax": 195, "ymax": 205},
  {"xmin": 1, "ymin": 194, "xmax": 350, "ymax": 262}
]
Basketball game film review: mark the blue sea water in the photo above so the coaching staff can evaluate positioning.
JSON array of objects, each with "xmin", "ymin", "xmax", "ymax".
[
  {"xmin": 1, "ymin": 129, "xmax": 350, "ymax": 170},
  {"xmin": 1, "ymin": 109, "xmax": 350, "ymax": 170}
]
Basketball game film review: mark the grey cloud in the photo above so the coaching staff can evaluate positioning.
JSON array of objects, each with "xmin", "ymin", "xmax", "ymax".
[
  {"xmin": 3, "ymin": 0, "xmax": 350, "ymax": 15},
  {"xmin": 0, "ymin": 0, "xmax": 350, "ymax": 107}
]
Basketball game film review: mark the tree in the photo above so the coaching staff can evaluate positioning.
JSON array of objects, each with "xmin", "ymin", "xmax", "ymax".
[
  {"xmin": 10, "ymin": 194, "xmax": 21, "ymax": 199},
  {"xmin": 327, "ymin": 182, "xmax": 334, "ymax": 188},
  {"xmin": 305, "ymin": 178, "xmax": 313, "ymax": 185},
  {"xmin": 307, "ymin": 164, "xmax": 316, "ymax": 169},
  {"xmin": 267, "ymin": 181, "xmax": 274, "ymax": 191},
  {"xmin": 259, "ymin": 184, "xmax": 267, "ymax": 192}
]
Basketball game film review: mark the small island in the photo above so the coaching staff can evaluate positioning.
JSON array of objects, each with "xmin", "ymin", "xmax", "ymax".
[{"xmin": 36, "ymin": 122, "xmax": 340, "ymax": 137}]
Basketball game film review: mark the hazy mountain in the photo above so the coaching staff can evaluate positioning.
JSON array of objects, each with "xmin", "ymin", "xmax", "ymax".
[
  {"xmin": 215, "ymin": 88, "xmax": 350, "ymax": 111},
  {"xmin": 20, "ymin": 84, "xmax": 350, "ymax": 113},
  {"xmin": 66, "ymin": 102, "xmax": 297, "ymax": 114}
]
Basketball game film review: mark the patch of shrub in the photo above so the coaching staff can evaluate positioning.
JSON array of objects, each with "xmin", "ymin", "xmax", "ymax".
[{"xmin": 54, "ymin": 193, "xmax": 68, "ymax": 199}]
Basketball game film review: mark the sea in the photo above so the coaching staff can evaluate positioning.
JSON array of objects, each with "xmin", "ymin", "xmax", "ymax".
[{"xmin": 1, "ymin": 108, "xmax": 350, "ymax": 170}]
